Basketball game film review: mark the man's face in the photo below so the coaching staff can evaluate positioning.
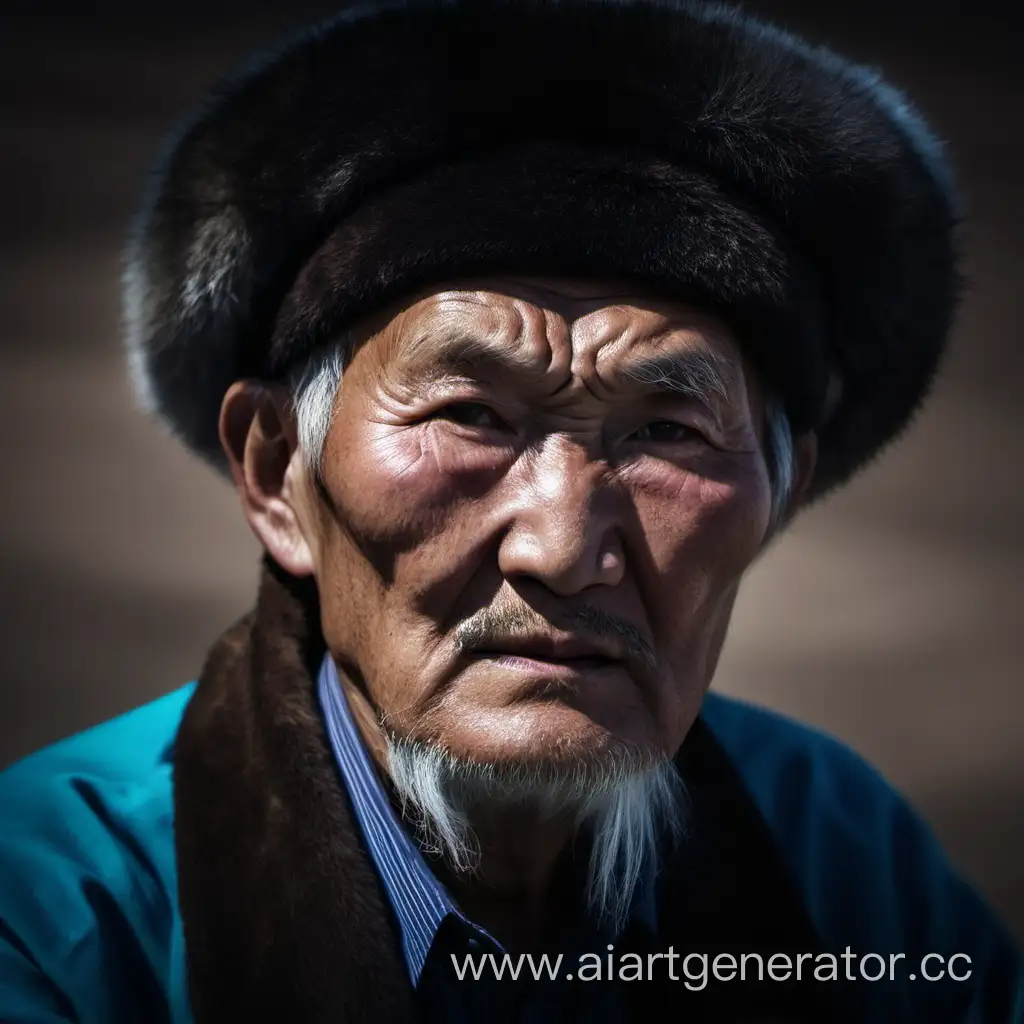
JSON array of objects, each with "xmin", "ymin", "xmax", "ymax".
[{"xmin": 309, "ymin": 278, "xmax": 773, "ymax": 768}]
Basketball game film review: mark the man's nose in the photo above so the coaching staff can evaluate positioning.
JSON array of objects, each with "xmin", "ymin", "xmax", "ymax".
[{"xmin": 496, "ymin": 437, "xmax": 625, "ymax": 597}]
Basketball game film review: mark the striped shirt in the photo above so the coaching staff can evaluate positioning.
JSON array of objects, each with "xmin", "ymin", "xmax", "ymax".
[
  {"xmin": 316, "ymin": 653, "xmax": 656, "ymax": 986},
  {"xmin": 317, "ymin": 654, "xmax": 504, "ymax": 982}
]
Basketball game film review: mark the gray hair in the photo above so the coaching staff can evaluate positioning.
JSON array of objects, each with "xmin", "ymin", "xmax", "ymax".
[
  {"xmin": 763, "ymin": 392, "xmax": 795, "ymax": 536},
  {"xmin": 387, "ymin": 735, "xmax": 685, "ymax": 934},
  {"xmin": 288, "ymin": 344, "xmax": 345, "ymax": 473},
  {"xmin": 287, "ymin": 342, "xmax": 797, "ymax": 531}
]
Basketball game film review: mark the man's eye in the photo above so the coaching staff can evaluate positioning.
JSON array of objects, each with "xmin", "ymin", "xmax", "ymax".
[
  {"xmin": 437, "ymin": 402, "xmax": 508, "ymax": 430},
  {"xmin": 629, "ymin": 421, "xmax": 702, "ymax": 443}
]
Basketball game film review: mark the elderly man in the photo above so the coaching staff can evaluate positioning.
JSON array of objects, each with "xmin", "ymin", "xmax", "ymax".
[{"xmin": 1, "ymin": 2, "xmax": 1021, "ymax": 1022}]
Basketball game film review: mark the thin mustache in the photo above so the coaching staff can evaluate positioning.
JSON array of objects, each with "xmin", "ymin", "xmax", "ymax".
[{"xmin": 453, "ymin": 603, "xmax": 657, "ymax": 671}]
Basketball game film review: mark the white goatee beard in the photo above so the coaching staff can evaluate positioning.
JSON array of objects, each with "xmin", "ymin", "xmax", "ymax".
[{"xmin": 385, "ymin": 736, "xmax": 686, "ymax": 935}]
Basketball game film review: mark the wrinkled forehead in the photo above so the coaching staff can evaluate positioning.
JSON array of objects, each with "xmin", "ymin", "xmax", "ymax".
[{"xmin": 351, "ymin": 276, "xmax": 758, "ymax": 405}]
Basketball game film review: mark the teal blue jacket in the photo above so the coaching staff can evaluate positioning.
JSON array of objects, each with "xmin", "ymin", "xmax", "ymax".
[{"xmin": 0, "ymin": 686, "xmax": 1021, "ymax": 1023}]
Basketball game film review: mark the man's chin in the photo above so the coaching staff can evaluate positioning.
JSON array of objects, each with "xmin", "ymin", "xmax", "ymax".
[
  {"xmin": 384, "ymin": 721, "xmax": 686, "ymax": 901},
  {"xmin": 413, "ymin": 697, "xmax": 668, "ymax": 772},
  {"xmin": 385, "ymin": 712, "xmax": 668, "ymax": 824}
]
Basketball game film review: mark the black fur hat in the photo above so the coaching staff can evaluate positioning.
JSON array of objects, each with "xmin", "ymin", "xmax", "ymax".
[{"xmin": 124, "ymin": 0, "xmax": 960, "ymax": 499}]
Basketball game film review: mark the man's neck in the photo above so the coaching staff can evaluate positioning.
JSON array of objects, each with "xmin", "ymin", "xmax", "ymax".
[
  {"xmin": 340, "ymin": 674, "xmax": 581, "ymax": 949},
  {"xmin": 433, "ymin": 804, "xmax": 583, "ymax": 951}
]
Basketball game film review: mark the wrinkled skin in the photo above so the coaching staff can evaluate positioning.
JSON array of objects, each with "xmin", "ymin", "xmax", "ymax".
[{"xmin": 222, "ymin": 277, "xmax": 814, "ymax": 773}]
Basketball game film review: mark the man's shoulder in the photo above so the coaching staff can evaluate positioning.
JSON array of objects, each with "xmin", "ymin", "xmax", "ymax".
[
  {"xmin": 700, "ymin": 691, "xmax": 1023, "ymax": 1021},
  {"xmin": 700, "ymin": 688, "xmax": 962, "ymax": 936},
  {"xmin": 701, "ymin": 689, "xmax": 895, "ymax": 814},
  {"xmin": 700, "ymin": 691, "xmax": 915, "ymax": 939},
  {"xmin": 0, "ymin": 683, "xmax": 195, "ymax": 835},
  {"xmin": 0, "ymin": 685, "xmax": 196, "ymax": 1023},
  {"xmin": 3, "ymin": 684, "xmax": 195, "ymax": 784}
]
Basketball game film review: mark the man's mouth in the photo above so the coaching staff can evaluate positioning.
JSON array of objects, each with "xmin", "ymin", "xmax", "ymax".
[{"xmin": 471, "ymin": 651, "xmax": 620, "ymax": 674}]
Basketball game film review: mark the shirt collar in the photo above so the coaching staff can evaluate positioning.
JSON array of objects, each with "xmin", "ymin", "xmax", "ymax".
[
  {"xmin": 317, "ymin": 654, "xmax": 465, "ymax": 982},
  {"xmin": 316, "ymin": 653, "xmax": 658, "ymax": 984}
]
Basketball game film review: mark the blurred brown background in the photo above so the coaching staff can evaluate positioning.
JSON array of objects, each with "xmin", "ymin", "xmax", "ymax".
[{"xmin": 1, "ymin": 0, "xmax": 1021, "ymax": 942}]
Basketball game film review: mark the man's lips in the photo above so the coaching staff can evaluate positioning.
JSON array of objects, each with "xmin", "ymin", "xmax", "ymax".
[
  {"xmin": 478, "ymin": 652, "xmax": 613, "ymax": 666},
  {"xmin": 469, "ymin": 634, "xmax": 624, "ymax": 664},
  {"xmin": 469, "ymin": 650, "xmax": 623, "ymax": 676}
]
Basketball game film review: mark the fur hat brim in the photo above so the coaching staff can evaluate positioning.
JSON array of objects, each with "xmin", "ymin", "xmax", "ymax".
[{"xmin": 124, "ymin": 0, "xmax": 960, "ymax": 500}]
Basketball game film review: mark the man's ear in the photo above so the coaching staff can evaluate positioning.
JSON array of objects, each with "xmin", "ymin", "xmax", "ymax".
[{"xmin": 219, "ymin": 381, "xmax": 317, "ymax": 577}]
